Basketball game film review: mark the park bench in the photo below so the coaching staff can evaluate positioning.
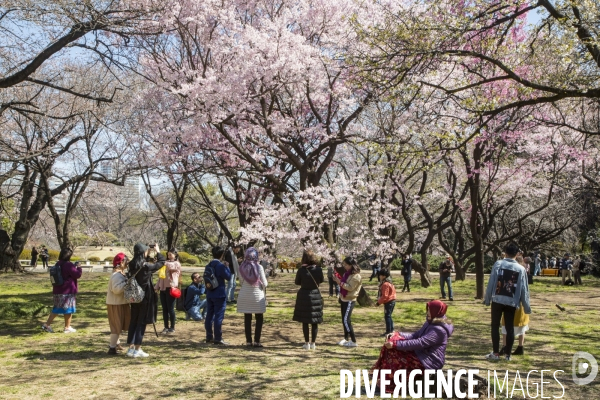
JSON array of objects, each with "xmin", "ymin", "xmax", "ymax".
[
  {"xmin": 279, "ymin": 261, "xmax": 297, "ymax": 273},
  {"xmin": 541, "ymin": 268, "xmax": 559, "ymax": 277}
]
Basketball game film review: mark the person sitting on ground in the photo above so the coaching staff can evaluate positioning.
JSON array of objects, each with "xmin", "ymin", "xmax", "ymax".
[
  {"xmin": 185, "ymin": 273, "xmax": 207, "ymax": 321},
  {"xmin": 106, "ymin": 252, "xmax": 131, "ymax": 354},
  {"xmin": 369, "ymin": 300, "xmax": 454, "ymax": 394},
  {"xmin": 377, "ymin": 268, "xmax": 396, "ymax": 336}
]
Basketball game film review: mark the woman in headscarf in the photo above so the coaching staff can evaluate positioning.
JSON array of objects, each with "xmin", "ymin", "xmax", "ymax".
[
  {"xmin": 369, "ymin": 300, "xmax": 454, "ymax": 394},
  {"xmin": 126, "ymin": 243, "xmax": 165, "ymax": 358},
  {"xmin": 236, "ymin": 247, "xmax": 268, "ymax": 347}
]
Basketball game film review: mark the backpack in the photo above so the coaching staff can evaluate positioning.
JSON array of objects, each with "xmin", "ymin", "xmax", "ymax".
[
  {"xmin": 176, "ymin": 287, "xmax": 187, "ymax": 312},
  {"xmin": 124, "ymin": 267, "xmax": 145, "ymax": 303},
  {"xmin": 203, "ymin": 263, "xmax": 219, "ymax": 291},
  {"xmin": 49, "ymin": 263, "xmax": 64, "ymax": 286}
]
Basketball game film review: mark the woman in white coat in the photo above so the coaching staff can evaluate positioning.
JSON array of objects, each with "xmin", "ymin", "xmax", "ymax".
[{"xmin": 237, "ymin": 247, "xmax": 268, "ymax": 347}]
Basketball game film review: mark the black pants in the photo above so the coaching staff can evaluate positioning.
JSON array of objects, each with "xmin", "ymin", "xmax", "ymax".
[
  {"xmin": 341, "ymin": 301, "xmax": 356, "ymax": 342},
  {"xmin": 42, "ymin": 259, "xmax": 49, "ymax": 269},
  {"xmin": 160, "ymin": 290, "xmax": 176, "ymax": 329},
  {"xmin": 384, "ymin": 301, "xmax": 395, "ymax": 333},
  {"xmin": 127, "ymin": 323, "xmax": 147, "ymax": 346},
  {"xmin": 328, "ymin": 277, "xmax": 339, "ymax": 296},
  {"xmin": 245, "ymin": 313, "xmax": 264, "ymax": 343},
  {"xmin": 402, "ymin": 279, "xmax": 410, "ymax": 292},
  {"xmin": 491, "ymin": 302, "xmax": 516, "ymax": 355},
  {"xmin": 302, "ymin": 323, "xmax": 319, "ymax": 342}
]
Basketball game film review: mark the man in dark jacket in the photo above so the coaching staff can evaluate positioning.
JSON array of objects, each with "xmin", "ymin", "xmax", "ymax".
[
  {"xmin": 439, "ymin": 256, "xmax": 454, "ymax": 301},
  {"xmin": 204, "ymin": 246, "xmax": 232, "ymax": 345},
  {"xmin": 185, "ymin": 273, "xmax": 207, "ymax": 321}
]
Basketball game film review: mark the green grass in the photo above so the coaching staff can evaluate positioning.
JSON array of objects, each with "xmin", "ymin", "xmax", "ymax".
[{"xmin": 0, "ymin": 272, "xmax": 598, "ymax": 399}]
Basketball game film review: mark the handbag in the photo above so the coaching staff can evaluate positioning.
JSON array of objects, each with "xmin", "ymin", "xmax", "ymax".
[
  {"xmin": 124, "ymin": 266, "xmax": 145, "ymax": 304},
  {"xmin": 307, "ymin": 267, "xmax": 324, "ymax": 307},
  {"xmin": 169, "ymin": 287, "xmax": 182, "ymax": 298},
  {"xmin": 158, "ymin": 265, "xmax": 167, "ymax": 279}
]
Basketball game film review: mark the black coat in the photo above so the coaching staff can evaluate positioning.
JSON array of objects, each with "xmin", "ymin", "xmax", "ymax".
[
  {"xmin": 293, "ymin": 266, "xmax": 324, "ymax": 324},
  {"xmin": 129, "ymin": 253, "xmax": 166, "ymax": 325}
]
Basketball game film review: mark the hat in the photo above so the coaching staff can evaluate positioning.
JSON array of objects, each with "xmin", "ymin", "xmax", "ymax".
[
  {"xmin": 134, "ymin": 243, "xmax": 148, "ymax": 255},
  {"xmin": 426, "ymin": 300, "xmax": 448, "ymax": 319},
  {"xmin": 113, "ymin": 252, "xmax": 126, "ymax": 267}
]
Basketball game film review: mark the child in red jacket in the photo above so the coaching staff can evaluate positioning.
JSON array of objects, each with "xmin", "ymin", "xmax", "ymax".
[{"xmin": 377, "ymin": 269, "xmax": 397, "ymax": 336}]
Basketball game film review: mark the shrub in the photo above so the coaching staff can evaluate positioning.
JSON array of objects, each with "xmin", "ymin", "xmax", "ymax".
[
  {"xmin": 71, "ymin": 256, "xmax": 81, "ymax": 262},
  {"xmin": 48, "ymin": 249, "xmax": 59, "ymax": 261},
  {"xmin": 178, "ymin": 251, "xmax": 200, "ymax": 265},
  {"xmin": 88, "ymin": 256, "xmax": 100, "ymax": 262},
  {"xmin": 104, "ymin": 256, "xmax": 114, "ymax": 262},
  {"xmin": 19, "ymin": 249, "xmax": 32, "ymax": 260}
]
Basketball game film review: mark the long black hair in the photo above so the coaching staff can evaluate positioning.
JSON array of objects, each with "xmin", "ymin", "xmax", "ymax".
[
  {"xmin": 128, "ymin": 245, "xmax": 147, "ymax": 276},
  {"xmin": 342, "ymin": 256, "xmax": 360, "ymax": 274}
]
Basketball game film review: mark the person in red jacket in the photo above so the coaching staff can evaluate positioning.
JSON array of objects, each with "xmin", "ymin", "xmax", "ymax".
[
  {"xmin": 41, "ymin": 248, "xmax": 82, "ymax": 333},
  {"xmin": 377, "ymin": 269, "xmax": 397, "ymax": 336}
]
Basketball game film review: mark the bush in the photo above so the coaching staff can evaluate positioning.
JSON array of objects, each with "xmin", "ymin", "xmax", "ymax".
[
  {"xmin": 178, "ymin": 251, "xmax": 199, "ymax": 265},
  {"xmin": 71, "ymin": 256, "xmax": 81, "ymax": 262},
  {"xmin": 19, "ymin": 249, "xmax": 32, "ymax": 260},
  {"xmin": 48, "ymin": 249, "xmax": 59, "ymax": 261},
  {"xmin": 88, "ymin": 256, "xmax": 100, "ymax": 262},
  {"xmin": 104, "ymin": 256, "xmax": 115, "ymax": 262}
]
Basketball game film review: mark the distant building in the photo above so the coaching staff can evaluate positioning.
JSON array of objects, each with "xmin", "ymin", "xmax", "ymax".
[{"xmin": 98, "ymin": 161, "xmax": 141, "ymax": 209}]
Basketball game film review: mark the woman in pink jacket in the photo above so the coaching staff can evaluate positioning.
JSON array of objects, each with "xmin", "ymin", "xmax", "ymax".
[{"xmin": 155, "ymin": 249, "xmax": 181, "ymax": 334}]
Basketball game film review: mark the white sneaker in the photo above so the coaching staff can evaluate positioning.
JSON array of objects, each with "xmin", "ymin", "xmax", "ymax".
[
  {"xmin": 344, "ymin": 341, "xmax": 357, "ymax": 348},
  {"xmin": 302, "ymin": 343, "xmax": 311, "ymax": 350},
  {"xmin": 161, "ymin": 328, "xmax": 169, "ymax": 334},
  {"xmin": 136, "ymin": 349, "xmax": 149, "ymax": 357},
  {"xmin": 485, "ymin": 352, "xmax": 500, "ymax": 360},
  {"xmin": 63, "ymin": 327, "xmax": 76, "ymax": 333},
  {"xmin": 126, "ymin": 348, "xmax": 135, "ymax": 357},
  {"xmin": 337, "ymin": 339, "xmax": 348, "ymax": 346},
  {"xmin": 132, "ymin": 350, "xmax": 149, "ymax": 358},
  {"xmin": 310, "ymin": 343, "xmax": 316, "ymax": 350},
  {"xmin": 41, "ymin": 324, "xmax": 53, "ymax": 333}
]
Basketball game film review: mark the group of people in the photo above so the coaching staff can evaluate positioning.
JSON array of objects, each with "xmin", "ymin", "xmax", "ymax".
[
  {"xmin": 30, "ymin": 245, "xmax": 50, "ymax": 269},
  {"xmin": 38, "ymin": 239, "xmax": 535, "ymax": 393},
  {"xmin": 529, "ymin": 252, "xmax": 587, "ymax": 285}
]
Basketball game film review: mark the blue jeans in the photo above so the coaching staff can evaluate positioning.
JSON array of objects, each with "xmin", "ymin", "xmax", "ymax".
[
  {"xmin": 440, "ymin": 276, "xmax": 453, "ymax": 299},
  {"xmin": 226, "ymin": 274, "xmax": 236, "ymax": 302},
  {"xmin": 205, "ymin": 297, "xmax": 227, "ymax": 341},
  {"xmin": 186, "ymin": 299, "xmax": 207, "ymax": 321},
  {"xmin": 384, "ymin": 301, "xmax": 395, "ymax": 333},
  {"xmin": 534, "ymin": 265, "xmax": 541, "ymax": 276}
]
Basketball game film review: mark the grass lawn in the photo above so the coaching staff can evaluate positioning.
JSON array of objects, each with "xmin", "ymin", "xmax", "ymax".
[{"xmin": 0, "ymin": 271, "xmax": 598, "ymax": 399}]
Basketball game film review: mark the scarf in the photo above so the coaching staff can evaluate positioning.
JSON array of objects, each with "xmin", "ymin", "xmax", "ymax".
[
  {"xmin": 340, "ymin": 270, "xmax": 351, "ymax": 297},
  {"xmin": 239, "ymin": 247, "xmax": 261, "ymax": 286}
]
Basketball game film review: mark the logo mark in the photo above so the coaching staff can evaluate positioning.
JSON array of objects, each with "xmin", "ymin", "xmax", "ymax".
[{"xmin": 572, "ymin": 352, "xmax": 598, "ymax": 385}]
